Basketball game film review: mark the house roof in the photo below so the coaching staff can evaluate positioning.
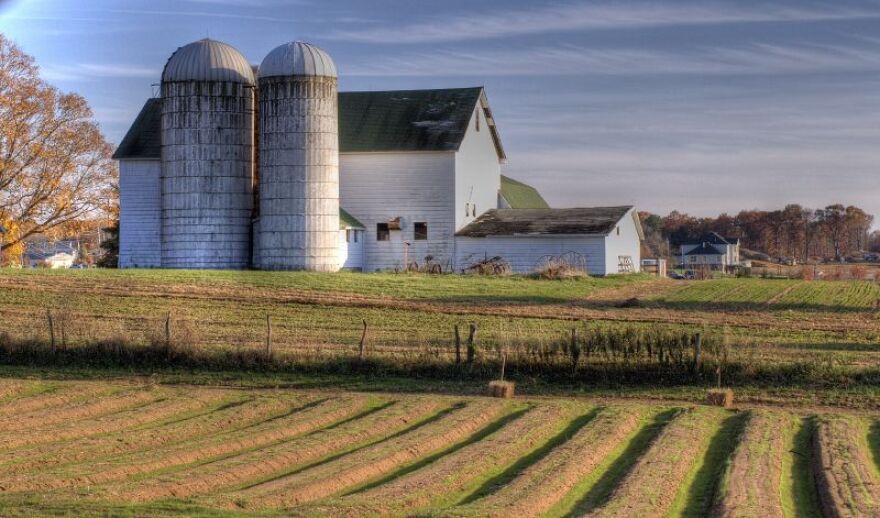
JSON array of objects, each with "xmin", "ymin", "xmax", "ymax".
[
  {"xmin": 499, "ymin": 175, "xmax": 549, "ymax": 209},
  {"xmin": 456, "ymin": 206, "xmax": 634, "ymax": 237},
  {"xmin": 685, "ymin": 243, "xmax": 724, "ymax": 256},
  {"xmin": 339, "ymin": 208, "xmax": 365, "ymax": 229},
  {"xmin": 114, "ymin": 87, "xmax": 506, "ymax": 160},
  {"xmin": 681, "ymin": 232, "xmax": 739, "ymax": 246}
]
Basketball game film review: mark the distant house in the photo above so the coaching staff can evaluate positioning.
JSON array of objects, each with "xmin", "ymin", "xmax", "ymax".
[
  {"xmin": 24, "ymin": 240, "xmax": 78, "ymax": 269},
  {"xmin": 679, "ymin": 233, "xmax": 740, "ymax": 272},
  {"xmin": 455, "ymin": 206, "xmax": 644, "ymax": 275}
]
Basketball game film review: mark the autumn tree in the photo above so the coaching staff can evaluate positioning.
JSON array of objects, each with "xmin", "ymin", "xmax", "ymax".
[{"xmin": 0, "ymin": 34, "xmax": 116, "ymax": 265}]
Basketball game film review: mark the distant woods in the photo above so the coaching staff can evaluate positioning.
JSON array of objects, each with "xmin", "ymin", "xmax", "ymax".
[
  {"xmin": 0, "ymin": 34, "xmax": 117, "ymax": 265},
  {"xmin": 641, "ymin": 204, "xmax": 876, "ymax": 261}
]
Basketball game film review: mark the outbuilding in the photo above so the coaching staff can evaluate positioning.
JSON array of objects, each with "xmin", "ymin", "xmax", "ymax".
[{"xmin": 454, "ymin": 206, "xmax": 644, "ymax": 275}]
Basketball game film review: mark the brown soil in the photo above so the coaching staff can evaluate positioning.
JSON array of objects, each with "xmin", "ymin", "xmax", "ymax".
[
  {"xmin": 586, "ymin": 408, "xmax": 723, "ymax": 518},
  {"xmin": 331, "ymin": 402, "xmax": 585, "ymax": 517},
  {"xmin": 236, "ymin": 399, "xmax": 508, "ymax": 510},
  {"xmin": 0, "ymin": 388, "xmax": 160, "ymax": 433},
  {"xmin": 812, "ymin": 415, "xmax": 880, "ymax": 518},
  {"xmin": 113, "ymin": 397, "xmax": 442, "ymax": 502},
  {"xmin": 0, "ymin": 382, "xmax": 114, "ymax": 417},
  {"xmin": 0, "ymin": 392, "xmax": 289, "ymax": 473},
  {"xmin": 466, "ymin": 405, "xmax": 647, "ymax": 518},
  {"xmin": 715, "ymin": 410, "xmax": 788, "ymax": 518},
  {"xmin": 0, "ymin": 394, "xmax": 349, "ymax": 492}
]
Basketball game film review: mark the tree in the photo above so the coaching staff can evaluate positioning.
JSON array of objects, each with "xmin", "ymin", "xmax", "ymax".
[{"xmin": 0, "ymin": 34, "xmax": 116, "ymax": 264}]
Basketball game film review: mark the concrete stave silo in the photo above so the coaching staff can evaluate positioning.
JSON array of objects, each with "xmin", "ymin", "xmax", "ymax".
[
  {"xmin": 255, "ymin": 42, "xmax": 340, "ymax": 272},
  {"xmin": 160, "ymin": 39, "xmax": 255, "ymax": 269}
]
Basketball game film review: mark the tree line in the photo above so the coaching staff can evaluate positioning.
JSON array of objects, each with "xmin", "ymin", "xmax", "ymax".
[{"xmin": 641, "ymin": 204, "xmax": 876, "ymax": 262}]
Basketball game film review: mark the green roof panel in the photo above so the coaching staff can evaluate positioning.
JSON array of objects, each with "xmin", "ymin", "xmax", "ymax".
[{"xmin": 500, "ymin": 175, "xmax": 550, "ymax": 209}]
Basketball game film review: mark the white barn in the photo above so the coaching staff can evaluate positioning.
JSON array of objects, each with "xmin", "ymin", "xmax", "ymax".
[{"xmin": 113, "ymin": 39, "xmax": 643, "ymax": 275}]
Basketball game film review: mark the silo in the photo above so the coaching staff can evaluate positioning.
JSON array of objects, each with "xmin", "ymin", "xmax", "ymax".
[
  {"xmin": 255, "ymin": 42, "xmax": 339, "ymax": 271},
  {"xmin": 160, "ymin": 39, "xmax": 255, "ymax": 269}
]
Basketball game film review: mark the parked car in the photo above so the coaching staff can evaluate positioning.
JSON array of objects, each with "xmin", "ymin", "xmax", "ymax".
[{"xmin": 668, "ymin": 271, "xmax": 686, "ymax": 280}]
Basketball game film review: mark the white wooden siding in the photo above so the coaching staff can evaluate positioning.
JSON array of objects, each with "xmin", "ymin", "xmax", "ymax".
[
  {"xmin": 339, "ymin": 229, "xmax": 364, "ymax": 270},
  {"xmin": 455, "ymin": 235, "xmax": 607, "ymax": 275},
  {"xmin": 603, "ymin": 209, "xmax": 642, "ymax": 274},
  {"xmin": 339, "ymin": 152, "xmax": 455, "ymax": 271},
  {"xmin": 455, "ymin": 103, "xmax": 502, "ymax": 230},
  {"xmin": 119, "ymin": 159, "xmax": 161, "ymax": 268}
]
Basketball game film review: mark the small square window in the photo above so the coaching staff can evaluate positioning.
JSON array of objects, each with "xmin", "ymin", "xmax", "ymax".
[
  {"xmin": 414, "ymin": 222, "xmax": 428, "ymax": 240},
  {"xmin": 346, "ymin": 229, "xmax": 351, "ymax": 243},
  {"xmin": 377, "ymin": 223, "xmax": 390, "ymax": 241},
  {"xmin": 475, "ymin": 111, "xmax": 480, "ymax": 132}
]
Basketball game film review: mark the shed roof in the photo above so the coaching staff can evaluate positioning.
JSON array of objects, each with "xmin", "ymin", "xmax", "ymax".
[
  {"xmin": 500, "ymin": 175, "xmax": 549, "ymax": 209},
  {"xmin": 456, "ymin": 206, "xmax": 634, "ymax": 237},
  {"xmin": 339, "ymin": 208, "xmax": 365, "ymax": 229}
]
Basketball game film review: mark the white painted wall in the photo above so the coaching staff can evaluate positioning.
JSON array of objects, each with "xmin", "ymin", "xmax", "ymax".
[
  {"xmin": 603, "ymin": 209, "xmax": 642, "ymax": 274},
  {"xmin": 339, "ymin": 228, "xmax": 364, "ymax": 270},
  {"xmin": 454, "ymin": 101, "xmax": 502, "ymax": 231},
  {"xmin": 119, "ymin": 159, "xmax": 161, "ymax": 268},
  {"xmin": 455, "ymin": 235, "xmax": 608, "ymax": 274},
  {"xmin": 339, "ymin": 152, "xmax": 456, "ymax": 271}
]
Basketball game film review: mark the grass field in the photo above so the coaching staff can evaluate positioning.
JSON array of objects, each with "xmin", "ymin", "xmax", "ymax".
[
  {"xmin": 2, "ymin": 269, "xmax": 880, "ymax": 405},
  {"xmin": 0, "ymin": 377, "xmax": 878, "ymax": 517}
]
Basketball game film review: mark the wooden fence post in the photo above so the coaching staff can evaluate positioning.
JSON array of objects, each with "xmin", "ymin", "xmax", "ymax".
[
  {"xmin": 46, "ymin": 309, "xmax": 55, "ymax": 354},
  {"xmin": 693, "ymin": 333, "xmax": 702, "ymax": 376},
  {"xmin": 359, "ymin": 319, "xmax": 368, "ymax": 360},
  {"xmin": 164, "ymin": 312, "xmax": 171, "ymax": 352},
  {"xmin": 500, "ymin": 350, "xmax": 506, "ymax": 381},
  {"xmin": 454, "ymin": 325, "xmax": 461, "ymax": 365},
  {"xmin": 265, "ymin": 314, "xmax": 272, "ymax": 357},
  {"xmin": 466, "ymin": 323, "xmax": 477, "ymax": 365}
]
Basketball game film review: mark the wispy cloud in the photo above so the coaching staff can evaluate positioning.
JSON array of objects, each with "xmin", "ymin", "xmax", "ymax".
[
  {"xmin": 330, "ymin": 1, "xmax": 880, "ymax": 43},
  {"xmin": 344, "ymin": 39, "xmax": 880, "ymax": 77},
  {"xmin": 41, "ymin": 63, "xmax": 159, "ymax": 82}
]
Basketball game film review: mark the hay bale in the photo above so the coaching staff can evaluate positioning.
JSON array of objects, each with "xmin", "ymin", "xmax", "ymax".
[
  {"xmin": 488, "ymin": 380, "xmax": 515, "ymax": 399},
  {"xmin": 707, "ymin": 388, "xmax": 734, "ymax": 408}
]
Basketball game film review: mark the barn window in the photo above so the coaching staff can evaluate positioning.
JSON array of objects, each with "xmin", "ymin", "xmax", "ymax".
[
  {"xmin": 414, "ymin": 222, "xmax": 428, "ymax": 240},
  {"xmin": 354, "ymin": 230, "xmax": 359, "ymax": 243},
  {"xmin": 346, "ymin": 229, "xmax": 351, "ymax": 243},
  {"xmin": 376, "ymin": 223, "xmax": 390, "ymax": 241},
  {"xmin": 475, "ymin": 111, "xmax": 480, "ymax": 132},
  {"xmin": 616, "ymin": 226, "xmax": 620, "ymax": 236}
]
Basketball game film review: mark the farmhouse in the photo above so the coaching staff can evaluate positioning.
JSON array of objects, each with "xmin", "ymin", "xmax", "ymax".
[
  {"xmin": 114, "ymin": 39, "xmax": 642, "ymax": 275},
  {"xmin": 678, "ymin": 232, "xmax": 741, "ymax": 273}
]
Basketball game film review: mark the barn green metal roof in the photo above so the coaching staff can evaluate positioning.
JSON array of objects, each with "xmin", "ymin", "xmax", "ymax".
[
  {"xmin": 114, "ymin": 87, "xmax": 505, "ymax": 159},
  {"xmin": 499, "ymin": 175, "xmax": 550, "ymax": 209}
]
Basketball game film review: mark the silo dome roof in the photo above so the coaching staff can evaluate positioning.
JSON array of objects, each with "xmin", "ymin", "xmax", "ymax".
[
  {"xmin": 162, "ymin": 39, "xmax": 255, "ymax": 84},
  {"xmin": 258, "ymin": 42, "xmax": 337, "ymax": 79}
]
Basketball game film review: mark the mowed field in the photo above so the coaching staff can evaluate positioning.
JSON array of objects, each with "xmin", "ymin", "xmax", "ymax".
[{"xmin": 2, "ymin": 377, "xmax": 879, "ymax": 517}]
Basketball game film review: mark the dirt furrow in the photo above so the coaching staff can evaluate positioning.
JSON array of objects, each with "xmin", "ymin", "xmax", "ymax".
[
  {"xmin": 715, "ymin": 410, "xmax": 788, "ymax": 518},
  {"xmin": 0, "ymin": 394, "xmax": 344, "ymax": 492},
  {"xmin": 460, "ymin": 405, "xmax": 647, "ymax": 518},
  {"xmin": 235, "ymin": 398, "xmax": 508, "ymax": 510},
  {"xmin": 813, "ymin": 415, "xmax": 880, "ymax": 518},
  {"xmin": 584, "ymin": 407, "xmax": 723, "ymax": 518},
  {"xmin": 111, "ymin": 397, "xmax": 441, "ymax": 502},
  {"xmin": 321, "ymin": 402, "xmax": 585, "ymax": 517},
  {"xmin": 0, "ymin": 388, "xmax": 223, "ymax": 451},
  {"xmin": 0, "ymin": 387, "xmax": 161, "ymax": 433}
]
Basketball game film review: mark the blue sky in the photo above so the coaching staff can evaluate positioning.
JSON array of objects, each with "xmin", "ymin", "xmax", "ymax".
[{"xmin": 2, "ymin": 0, "xmax": 880, "ymax": 219}]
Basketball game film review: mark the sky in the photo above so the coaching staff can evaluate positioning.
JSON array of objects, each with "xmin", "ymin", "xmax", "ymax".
[{"xmin": 2, "ymin": 0, "xmax": 880, "ymax": 220}]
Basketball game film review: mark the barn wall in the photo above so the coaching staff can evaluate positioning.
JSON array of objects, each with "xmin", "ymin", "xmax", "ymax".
[
  {"xmin": 454, "ymin": 235, "xmax": 607, "ymax": 275},
  {"xmin": 454, "ymin": 103, "xmax": 502, "ymax": 231},
  {"xmin": 604, "ymin": 209, "xmax": 642, "ymax": 273},
  {"xmin": 119, "ymin": 159, "xmax": 161, "ymax": 268},
  {"xmin": 339, "ymin": 151, "xmax": 455, "ymax": 271}
]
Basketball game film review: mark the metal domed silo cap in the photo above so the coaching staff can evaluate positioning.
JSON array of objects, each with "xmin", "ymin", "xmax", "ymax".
[
  {"xmin": 258, "ymin": 41, "xmax": 337, "ymax": 79},
  {"xmin": 162, "ymin": 38, "xmax": 255, "ymax": 84}
]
